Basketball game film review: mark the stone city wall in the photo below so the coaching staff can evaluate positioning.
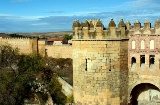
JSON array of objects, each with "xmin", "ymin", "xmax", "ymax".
[
  {"xmin": 0, "ymin": 38, "xmax": 38, "ymax": 54},
  {"xmin": 45, "ymin": 45, "xmax": 72, "ymax": 58}
]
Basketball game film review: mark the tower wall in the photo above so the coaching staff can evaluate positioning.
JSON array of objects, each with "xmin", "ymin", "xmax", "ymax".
[
  {"xmin": 72, "ymin": 39, "xmax": 128, "ymax": 105},
  {"xmin": 72, "ymin": 19, "xmax": 129, "ymax": 105}
]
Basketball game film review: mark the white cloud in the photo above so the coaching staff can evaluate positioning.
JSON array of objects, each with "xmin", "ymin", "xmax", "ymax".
[
  {"xmin": 126, "ymin": 0, "xmax": 160, "ymax": 9},
  {"xmin": 1, "ymin": 0, "xmax": 160, "ymax": 33},
  {"xmin": 0, "ymin": 14, "xmax": 14, "ymax": 16},
  {"xmin": 127, "ymin": 0, "xmax": 151, "ymax": 7},
  {"xmin": 19, "ymin": 16, "xmax": 44, "ymax": 20},
  {"xmin": 31, "ymin": 23, "xmax": 49, "ymax": 26}
]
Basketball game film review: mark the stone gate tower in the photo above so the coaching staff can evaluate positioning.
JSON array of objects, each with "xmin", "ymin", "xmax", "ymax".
[{"xmin": 72, "ymin": 19, "xmax": 129, "ymax": 105}]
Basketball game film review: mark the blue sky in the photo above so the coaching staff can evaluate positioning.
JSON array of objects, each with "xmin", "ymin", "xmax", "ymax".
[{"xmin": 0, "ymin": 0, "xmax": 160, "ymax": 33}]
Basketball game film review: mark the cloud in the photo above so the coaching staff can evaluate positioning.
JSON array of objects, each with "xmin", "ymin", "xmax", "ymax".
[
  {"xmin": 1, "ymin": 0, "xmax": 160, "ymax": 32},
  {"xmin": 45, "ymin": 11, "xmax": 65, "ymax": 14},
  {"xmin": 127, "ymin": 0, "xmax": 152, "ymax": 7},
  {"xmin": 126, "ymin": 0, "xmax": 160, "ymax": 9},
  {"xmin": 31, "ymin": 23, "xmax": 49, "ymax": 26},
  {"xmin": 0, "ymin": 10, "xmax": 160, "ymax": 33}
]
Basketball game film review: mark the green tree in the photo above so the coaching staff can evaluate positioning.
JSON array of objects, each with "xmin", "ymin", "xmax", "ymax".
[
  {"xmin": 47, "ymin": 74, "xmax": 66, "ymax": 104},
  {"xmin": 63, "ymin": 34, "xmax": 73, "ymax": 40},
  {"xmin": 0, "ymin": 45, "xmax": 31, "ymax": 104},
  {"xmin": 0, "ymin": 45, "xmax": 67, "ymax": 105},
  {"xmin": 9, "ymin": 33, "xmax": 27, "ymax": 38}
]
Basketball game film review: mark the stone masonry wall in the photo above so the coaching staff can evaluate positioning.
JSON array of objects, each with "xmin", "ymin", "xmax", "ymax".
[
  {"xmin": 38, "ymin": 40, "xmax": 46, "ymax": 56},
  {"xmin": 0, "ymin": 38, "xmax": 38, "ymax": 54},
  {"xmin": 73, "ymin": 39, "xmax": 128, "ymax": 105},
  {"xmin": 45, "ymin": 45, "xmax": 72, "ymax": 58}
]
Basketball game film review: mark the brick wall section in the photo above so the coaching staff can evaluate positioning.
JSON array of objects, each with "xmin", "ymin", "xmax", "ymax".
[{"xmin": 128, "ymin": 34, "xmax": 160, "ymax": 103}]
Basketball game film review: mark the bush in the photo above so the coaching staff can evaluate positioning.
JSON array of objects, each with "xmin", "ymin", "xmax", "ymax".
[{"xmin": 0, "ymin": 45, "xmax": 68, "ymax": 104}]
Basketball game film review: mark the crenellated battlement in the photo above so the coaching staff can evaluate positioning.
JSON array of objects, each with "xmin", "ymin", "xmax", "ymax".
[
  {"xmin": 1, "ymin": 37, "xmax": 30, "ymax": 40},
  {"xmin": 72, "ymin": 19, "xmax": 160, "ymax": 40}
]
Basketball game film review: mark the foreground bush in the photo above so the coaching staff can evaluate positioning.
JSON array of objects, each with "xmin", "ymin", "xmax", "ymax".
[{"xmin": 0, "ymin": 45, "xmax": 67, "ymax": 104}]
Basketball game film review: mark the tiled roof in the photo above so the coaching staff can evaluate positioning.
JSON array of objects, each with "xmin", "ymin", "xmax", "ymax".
[{"xmin": 0, "ymin": 33, "xmax": 10, "ymax": 38}]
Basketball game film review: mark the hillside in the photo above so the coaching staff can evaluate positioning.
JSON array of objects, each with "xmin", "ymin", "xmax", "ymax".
[{"xmin": 15, "ymin": 31, "xmax": 72, "ymax": 38}]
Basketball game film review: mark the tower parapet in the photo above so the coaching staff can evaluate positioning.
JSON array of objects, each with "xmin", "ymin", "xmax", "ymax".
[
  {"xmin": 128, "ymin": 20, "xmax": 160, "ymax": 35},
  {"xmin": 72, "ymin": 19, "xmax": 129, "ymax": 40},
  {"xmin": 155, "ymin": 19, "xmax": 160, "ymax": 34},
  {"xmin": 73, "ymin": 19, "xmax": 160, "ymax": 40}
]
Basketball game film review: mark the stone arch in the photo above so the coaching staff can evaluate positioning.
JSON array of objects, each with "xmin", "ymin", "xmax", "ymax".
[{"xmin": 129, "ymin": 83, "xmax": 160, "ymax": 105}]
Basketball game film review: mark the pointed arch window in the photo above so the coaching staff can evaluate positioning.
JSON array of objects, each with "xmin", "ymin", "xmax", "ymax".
[
  {"xmin": 132, "ymin": 41, "xmax": 135, "ymax": 49},
  {"xmin": 141, "ymin": 40, "xmax": 145, "ymax": 49},
  {"xmin": 150, "ymin": 40, "xmax": 154, "ymax": 49}
]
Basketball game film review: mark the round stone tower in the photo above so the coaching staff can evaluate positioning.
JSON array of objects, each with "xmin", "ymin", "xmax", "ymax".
[{"xmin": 72, "ymin": 19, "xmax": 129, "ymax": 105}]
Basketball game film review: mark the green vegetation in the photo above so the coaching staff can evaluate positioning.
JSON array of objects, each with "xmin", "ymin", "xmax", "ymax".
[
  {"xmin": 43, "ymin": 58, "xmax": 73, "ymax": 85},
  {"xmin": 9, "ymin": 33, "xmax": 27, "ymax": 38},
  {"xmin": 0, "ymin": 45, "xmax": 70, "ymax": 105},
  {"xmin": 63, "ymin": 34, "xmax": 73, "ymax": 40},
  {"xmin": 9, "ymin": 33, "xmax": 38, "ymax": 38},
  {"xmin": 66, "ymin": 95, "xmax": 74, "ymax": 103}
]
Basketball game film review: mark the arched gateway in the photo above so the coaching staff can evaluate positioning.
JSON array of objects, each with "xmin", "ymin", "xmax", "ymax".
[{"xmin": 130, "ymin": 83, "xmax": 160, "ymax": 105}]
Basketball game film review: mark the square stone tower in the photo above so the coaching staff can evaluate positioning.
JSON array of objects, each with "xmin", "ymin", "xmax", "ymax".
[{"xmin": 72, "ymin": 19, "xmax": 129, "ymax": 105}]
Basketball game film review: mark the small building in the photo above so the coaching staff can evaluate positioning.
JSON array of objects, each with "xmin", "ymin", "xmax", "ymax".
[
  {"xmin": 0, "ymin": 33, "xmax": 10, "ymax": 38},
  {"xmin": 46, "ymin": 38, "xmax": 68, "ymax": 45}
]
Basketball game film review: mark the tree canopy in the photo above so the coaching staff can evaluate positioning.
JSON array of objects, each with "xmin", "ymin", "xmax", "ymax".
[
  {"xmin": 0, "ymin": 45, "xmax": 67, "ymax": 105},
  {"xmin": 63, "ymin": 34, "xmax": 73, "ymax": 40}
]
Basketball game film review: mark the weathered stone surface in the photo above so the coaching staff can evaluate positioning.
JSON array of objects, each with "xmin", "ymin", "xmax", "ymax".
[{"xmin": 72, "ymin": 19, "xmax": 160, "ymax": 105}]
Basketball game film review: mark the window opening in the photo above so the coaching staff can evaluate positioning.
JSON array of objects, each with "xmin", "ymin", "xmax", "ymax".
[
  {"xmin": 132, "ymin": 57, "xmax": 136, "ymax": 64},
  {"xmin": 85, "ymin": 59, "xmax": 87, "ymax": 71},
  {"xmin": 132, "ymin": 41, "xmax": 135, "ymax": 49},
  {"xmin": 140, "ymin": 55, "xmax": 145, "ymax": 68},
  {"xmin": 150, "ymin": 40, "xmax": 154, "ymax": 49},
  {"xmin": 131, "ymin": 57, "xmax": 136, "ymax": 70},
  {"xmin": 141, "ymin": 40, "xmax": 145, "ymax": 49},
  {"xmin": 109, "ymin": 59, "xmax": 111, "ymax": 71},
  {"xmin": 150, "ymin": 55, "xmax": 155, "ymax": 69}
]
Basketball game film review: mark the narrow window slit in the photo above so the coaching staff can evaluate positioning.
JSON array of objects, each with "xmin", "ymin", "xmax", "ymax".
[{"xmin": 85, "ymin": 59, "xmax": 87, "ymax": 71}]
